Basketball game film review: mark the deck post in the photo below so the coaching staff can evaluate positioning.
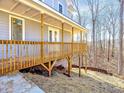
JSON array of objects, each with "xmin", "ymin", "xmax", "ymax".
[
  {"xmin": 85, "ymin": 54, "xmax": 87, "ymax": 73},
  {"xmin": 72, "ymin": 27, "xmax": 74, "ymax": 55},
  {"xmin": 79, "ymin": 31, "xmax": 83, "ymax": 77},
  {"xmin": 61, "ymin": 23, "xmax": 64, "ymax": 57},
  {"xmin": 79, "ymin": 55, "xmax": 81, "ymax": 77},
  {"xmin": 48, "ymin": 61, "xmax": 51, "ymax": 77},
  {"xmin": 41, "ymin": 14, "xmax": 44, "ymax": 62},
  {"xmin": 82, "ymin": 54, "xmax": 84, "ymax": 68},
  {"xmin": 67, "ymin": 56, "xmax": 71, "ymax": 77},
  {"xmin": 71, "ymin": 27, "xmax": 74, "ymax": 70}
]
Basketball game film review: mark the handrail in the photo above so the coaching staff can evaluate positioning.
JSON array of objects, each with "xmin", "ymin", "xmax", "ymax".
[{"xmin": 0, "ymin": 40, "xmax": 87, "ymax": 44}]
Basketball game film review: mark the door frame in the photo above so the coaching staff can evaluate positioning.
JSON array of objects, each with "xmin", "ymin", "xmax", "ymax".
[{"xmin": 9, "ymin": 15, "xmax": 25, "ymax": 40}]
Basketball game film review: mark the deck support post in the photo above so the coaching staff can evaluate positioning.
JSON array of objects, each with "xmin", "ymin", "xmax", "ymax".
[
  {"xmin": 71, "ymin": 27, "xmax": 74, "ymax": 70},
  {"xmin": 82, "ymin": 54, "xmax": 84, "ymax": 67},
  {"xmin": 41, "ymin": 60, "xmax": 57, "ymax": 77},
  {"xmin": 79, "ymin": 54, "xmax": 81, "ymax": 77},
  {"xmin": 85, "ymin": 54, "xmax": 87, "ymax": 73},
  {"xmin": 48, "ymin": 61, "xmax": 51, "ymax": 77},
  {"xmin": 72, "ymin": 27, "xmax": 74, "ymax": 55},
  {"xmin": 79, "ymin": 31, "xmax": 83, "ymax": 77},
  {"xmin": 66, "ymin": 56, "xmax": 71, "ymax": 77}
]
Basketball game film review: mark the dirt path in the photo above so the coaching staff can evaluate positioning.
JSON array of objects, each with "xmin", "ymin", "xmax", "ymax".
[{"xmin": 23, "ymin": 68, "xmax": 124, "ymax": 93}]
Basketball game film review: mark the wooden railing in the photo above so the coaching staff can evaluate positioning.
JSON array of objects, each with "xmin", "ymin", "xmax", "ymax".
[{"xmin": 0, "ymin": 40, "xmax": 87, "ymax": 74}]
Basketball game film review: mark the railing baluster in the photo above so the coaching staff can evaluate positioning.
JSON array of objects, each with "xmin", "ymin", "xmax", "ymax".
[
  {"xmin": 10, "ymin": 40, "xmax": 12, "ymax": 71},
  {"xmin": 26, "ymin": 41, "xmax": 28, "ymax": 67},
  {"xmin": 33, "ymin": 42, "xmax": 35, "ymax": 66},
  {"xmin": 20, "ymin": 41, "xmax": 22, "ymax": 69},
  {"xmin": 28, "ymin": 41, "xmax": 30, "ymax": 67},
  {"xmin": 38, "ymin": 42, "xmax": 40, "ymax": 64},
  {"xmin": 6, "ymin": 40, "xmax": 8, "ymax": 73},
  {"xmin": 34, "ymin": 42, "xmax": 36, "ymax": 65},
  {"xmin": 35, "ymin": 42, "xmax": 37, "ymax": 65},
  {"xmin": 29, "ymin": 41, "xmax": 32, "ymax": 67},
  {"xmin": 14, "ymin": 40, "xmax": 16, "ymax": 70},
  {"xmin": 2, "ymin": 40, "xmax": 4, "ymax": 74},
  {"xmin": 52, "ymin": 43, "xmax": 53, "ymax": 59},
  {"xmin": 17, "ymin": 41, "xmax": 20, "ymax": 69},
  {"xmin": 24, "ymin": 41, "xmax": 26, "ymax": 68},
  {"xmin": 31, "ymin": 41, "xmax": 33, "ymax": 66}
]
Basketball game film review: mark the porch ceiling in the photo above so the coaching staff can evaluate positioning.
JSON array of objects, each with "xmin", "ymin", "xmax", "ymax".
[
  {"xmin": 18, "ymin": 0, "xmax": 87, "ymax": 32},
  {"xmin": 0, "ymin": 0, "xmax": 41, "ymax": 21}
]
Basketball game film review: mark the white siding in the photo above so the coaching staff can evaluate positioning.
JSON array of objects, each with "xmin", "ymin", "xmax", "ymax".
[
  {"xmin": 25, "ymin": 19, "xmax": 41, "ymax": 41},
  {"xmin": 0, "ymin": 11, "xmax": 9, "ymax": 40},
  {"xmin": 0, "ymin": 10, "xmax": 42, "ymax": 41},
  {"xmin": 64, "ymin": 31, "xmax": 71, "ymax": 42}
]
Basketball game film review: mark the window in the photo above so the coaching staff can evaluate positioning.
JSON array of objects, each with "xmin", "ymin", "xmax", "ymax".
[
  {"xmin": 39, "ymin": 0, "xmax": 45, "ymax": 2},
  {"xmin": 48, "ymin": 28, "xmax": 59, "ymax": 42},
  {"xmin": 54, "ymin": 31, "xmax": 57, "ymax": 42},
  {"xmin": 59, "ymin": 3, "xmax": 63, "ymax": 14},
  {"xmin": 10, "ymin": 15, "xmax": 25, "ymax": 40},
  {"xmin": 49, "ymin": 30, "xmax": 52, "ymax": 42}
]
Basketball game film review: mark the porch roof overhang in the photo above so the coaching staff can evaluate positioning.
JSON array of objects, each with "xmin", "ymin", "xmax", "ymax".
[
  {"xmin": 0, "ymin": 0, "xmax": 87, "ymax": 33},
  {"xmin": 18, "ymin": 0, "xmax": 87, "ymax": 32}
]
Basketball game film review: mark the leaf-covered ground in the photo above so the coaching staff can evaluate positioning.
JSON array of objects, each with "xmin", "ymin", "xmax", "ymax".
[{"xmin": 23, "ymin": 68, "xmax": 124, "ymax": 93}]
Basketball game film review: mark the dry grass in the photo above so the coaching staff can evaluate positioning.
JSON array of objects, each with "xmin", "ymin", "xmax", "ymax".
[{"xmin": 23, "ymin": 68, "xmax": 124, "ymax": 93}]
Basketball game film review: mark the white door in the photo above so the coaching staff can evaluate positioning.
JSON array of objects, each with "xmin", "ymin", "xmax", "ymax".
[
  {"xmin": 10, "ymin": 16, "xmax": 25, "ymax": 57},
  {"xmin": 48, "ymin": 27, "xmax": 60, "ymax": 54},
  {"xmin": 10, "ymin": 16, "xmax": 25, "ymax": 40}
]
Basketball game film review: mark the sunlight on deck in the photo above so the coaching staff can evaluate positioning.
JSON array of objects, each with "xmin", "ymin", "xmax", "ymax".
[{"xmin": 72, "ymin": 68, "xmax": 124, "ymax": 89}]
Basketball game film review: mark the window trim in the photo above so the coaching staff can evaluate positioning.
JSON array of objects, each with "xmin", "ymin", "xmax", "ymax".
[
  {"xmin": 9, "ymin": 15, "xmax": 25, "ymax": 40},
  {"xmin": 58, "ymin": 2, "xmax": 63, "ymax": 14},
  {"xmin": 48, "ymin": 27, "xmax": 59, "ymax": 42}
]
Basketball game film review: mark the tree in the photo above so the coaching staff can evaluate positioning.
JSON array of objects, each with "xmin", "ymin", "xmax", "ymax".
[
  {"xmin": 71, "ymin": 0, "xmax": 82, "ymax": 25},
  {"xmin": 107, "ymin": 5, "xmax": 119, "ymax": 57},
  {"xmin": 87, "ymin": 0, "xmax": 100, "ymax": 65},
  {"xmin": 118, "ymin": 0, "xmax": 124, "ymax": 75}
]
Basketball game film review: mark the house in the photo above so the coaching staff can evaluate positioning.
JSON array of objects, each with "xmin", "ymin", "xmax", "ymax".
[{"xmin": 0, "ymin": 0, "xmax": 87, "ymax": 76}]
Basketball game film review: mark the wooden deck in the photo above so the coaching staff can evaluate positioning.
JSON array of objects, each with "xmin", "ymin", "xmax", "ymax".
[{"xmin": 0, "ymin": 40, "xmax": 87, "ymax": 76}]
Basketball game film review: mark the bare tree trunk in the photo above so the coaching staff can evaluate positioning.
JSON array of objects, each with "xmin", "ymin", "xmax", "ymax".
[
  {"xmin": 92, "ymin": 20, "xmax": 96, "ymax": 65},
  {"xmin": 112, "ymin": 25, "xmax": 115, "ymax": 57},
  {"xmin": 118, "ymin": 0, "xmax": 124, "ymax": 75},
  {"xmin": 87, "ymin": 0, "xmax": 100, "ymax": 66},
  {"xmin": 103, "ymin": 32, "xmax": 105, "ymax": 53},
  {"xmin": 108, "ymin": 32, "xmax": 111, "ymax": 62},
  {"xmin": 100, "ymin": 31, "xmax": 103, "ymax": 53},
  {"xmin": 104, "ymin": 32, "xmax": 107, "ymax": 55}
]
